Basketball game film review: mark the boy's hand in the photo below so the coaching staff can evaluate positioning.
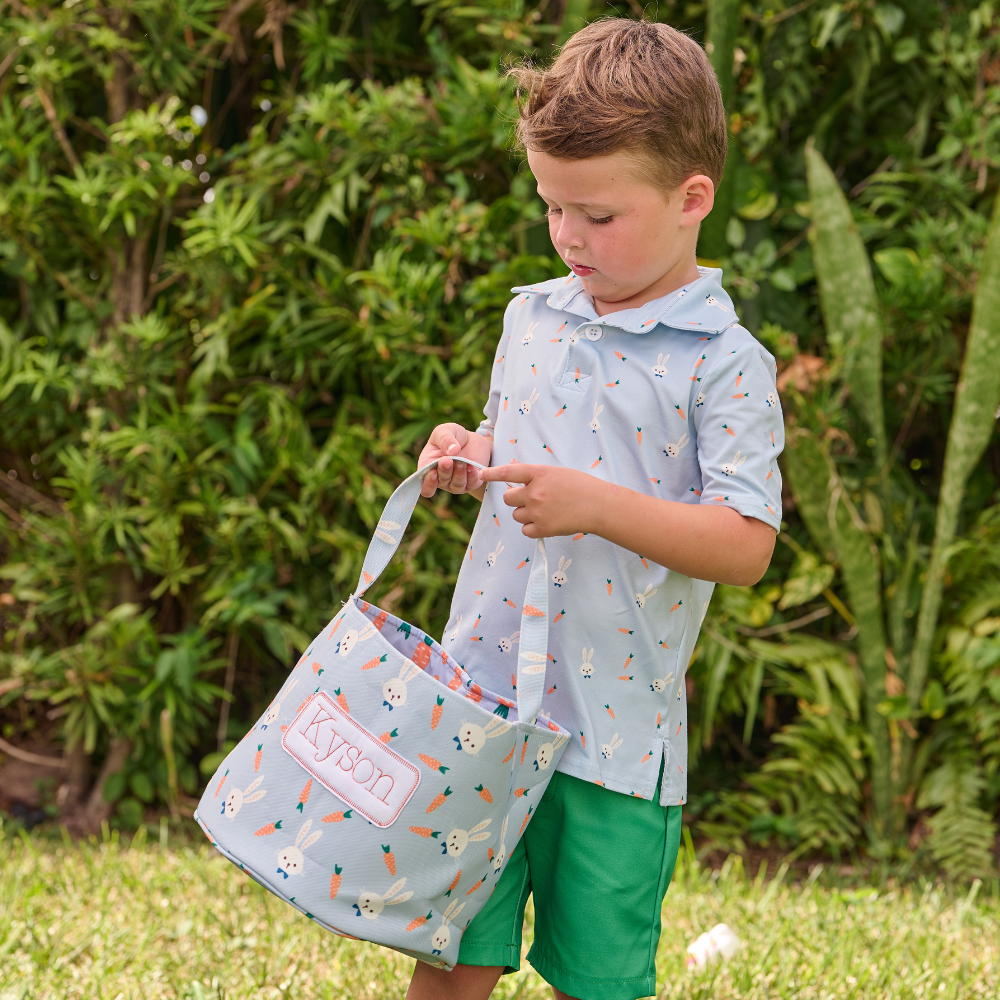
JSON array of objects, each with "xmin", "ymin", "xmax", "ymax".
[
  {"xmin": 418, "ymin": 423, "xmax": 493, "ymax": 498},
  {"xmin": 478, "ymin": 464, "xmax": 599, "ymax": 537}
]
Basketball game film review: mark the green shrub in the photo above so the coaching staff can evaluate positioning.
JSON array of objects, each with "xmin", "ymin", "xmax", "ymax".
[{"xmin": 1, "ymin": 0, "xmax": 999, "ymax": 876}]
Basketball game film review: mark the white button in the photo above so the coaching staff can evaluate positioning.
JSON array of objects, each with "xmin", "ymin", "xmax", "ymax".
[{"xmin": 583, "ymin": 325, "xmax": 603, "ymax": 341}]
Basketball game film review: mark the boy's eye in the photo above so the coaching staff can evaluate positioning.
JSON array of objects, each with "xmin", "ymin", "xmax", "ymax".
[
  {"xmin": 588, "ymin": 215, "xmax": 613, "ymax": 225},
  {"xmin": 545, "ymin": 207, "xmax": 561, "ymax": 217}
]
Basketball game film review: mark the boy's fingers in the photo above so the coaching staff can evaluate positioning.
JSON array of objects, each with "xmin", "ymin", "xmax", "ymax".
[
  {"xmin": 500, "ymin": 486, "xmax": 527, "ymax": 508},
  {"xmin": 420, "ymin": 469, "xmax": 439, "ymax": 497},
  {"xmin": 480, "ymin": 465, "xmax": 532, "ymax": 484}
]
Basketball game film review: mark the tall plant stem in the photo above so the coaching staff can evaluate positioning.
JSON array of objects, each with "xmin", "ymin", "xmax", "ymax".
[
  {"xmin": 217, "ymin": 628, "xmax": 240, "ymax": 752},
  {"xmin": 909, "ymin": 190, "xmax": 1000, "ymax": 707},
  {"xmin": 699, "ymin": 0, "xmax": 740, "ymax": 260}
]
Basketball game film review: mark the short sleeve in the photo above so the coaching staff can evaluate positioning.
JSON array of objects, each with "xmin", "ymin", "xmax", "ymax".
[
  {"xmin": 477, "ymin": 296, "xmax": 519, "ymax": 441},
  {"xmin": 692, "ymin": 335, "xmax": 784, "ymax": 531}
]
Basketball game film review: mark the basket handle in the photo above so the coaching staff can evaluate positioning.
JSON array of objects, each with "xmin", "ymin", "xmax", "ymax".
[{"xmin": 354, "ymin": 457, "xmax": 550, "ymax": 726}]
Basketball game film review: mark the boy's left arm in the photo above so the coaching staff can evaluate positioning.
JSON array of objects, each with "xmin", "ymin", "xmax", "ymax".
[
  {"xmin": 479, "ymin": 340, "xmax": 783, "ymax": 587},
  {"xmin": 476, "ymin": 467, "xmax": 775, "ymax": 586}
]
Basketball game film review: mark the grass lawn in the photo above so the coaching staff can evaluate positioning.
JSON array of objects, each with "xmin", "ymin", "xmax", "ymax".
[{"xmin": 1, "ymin": 820, "xmax": 998, "ymax": 1000}]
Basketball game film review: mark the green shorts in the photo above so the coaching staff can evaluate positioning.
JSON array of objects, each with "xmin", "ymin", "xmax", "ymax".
[{"xmin": 457, "ymin": 767, "xmax": 683, "ymax": 1000}]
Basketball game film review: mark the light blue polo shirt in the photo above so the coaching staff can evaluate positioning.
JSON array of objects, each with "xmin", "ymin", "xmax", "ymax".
[{"xmin": 443, "ymin": 268, "xmax": 784, "ymax": 804}]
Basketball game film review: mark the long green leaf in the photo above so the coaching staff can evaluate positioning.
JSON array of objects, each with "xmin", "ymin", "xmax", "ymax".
[
  {"xmin": 805, "ymin": 142, "xmax": 888, "ymax": 468},
  {"xmin": 784, "ymin": 427, "xmax": 892, "ymax": 827},
  {"xmin": 698, "ymin": 0, "xmax": 740, "ymax": 260},
  {"xmin": 909, "ymin": 190, "xmax": 1000, "ymax": 705}
]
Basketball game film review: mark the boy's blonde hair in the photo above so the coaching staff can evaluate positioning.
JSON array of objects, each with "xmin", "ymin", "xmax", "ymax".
[{"xmin": 510, "ymin": 18, "xmax": 727, "ymax": 190}]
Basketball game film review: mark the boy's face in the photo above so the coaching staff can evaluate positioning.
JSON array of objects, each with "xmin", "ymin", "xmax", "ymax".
[{"xmin": 528, "ymin": 149, "xmax": 714, "ymax": 314}]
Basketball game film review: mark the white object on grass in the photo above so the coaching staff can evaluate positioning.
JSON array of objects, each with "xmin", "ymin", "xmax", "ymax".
[{"xmin": 686, "ymin": 923, "xmax": 741, "ymax": 968}]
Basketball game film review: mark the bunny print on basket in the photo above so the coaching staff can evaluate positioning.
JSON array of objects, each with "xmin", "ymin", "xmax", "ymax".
[
  {"xmin": 222, "ymin": 774, "xmax": 266, "ymax": 819},
  {"xmin": 492, "ymin": 813, "xmax": 510, "ymax": 874},
  {"xmin": 443, "ymin": 818, "xmax": 492, "ymax": 857},
  {"xmin": 354, "ymin": 877, "xmax": 413, "ymax": 919},
  {"xmin": 259, "ymin": 679, "xmax": 299, "ymax": 730},
  {"xmin": 431, "ymin": 900, "xmax": 466, "ymax": 955},
  {"xmin": 486, "ymin": 540, "xmax": 504, "ymax": 568},
  {"xmin": 336, "ymin": 622, "xmax": 378, "ymax": 657},
  {"xmin": 590, "ymin": 404, "xmax": 603, "ymax": 433},
  {"xmin": 580, "ymin": 647, "xmax": 595, "ymax": 679},
  {"xmin": 721, "ymin": 451, "xmax": 747, "ymax": 477},
  {"xmin": 652, "ymin": 353, "xmax": 669, "ymax": 377},
  {"xmin": 601, "ymin": 733, "xmax": 623, "ymax": 760},
  {"xmin": 534, "ymin": 733, "xmax": 569, "ymax": 771},
  {"xmin": 276, "ymin": 819, "xmax": 322, "ymax": 878},
  {"xmin": 454, "ymin": 716, "xmax": 512, "ymax": 755},
  {"xmin": 552, "ymin": 557, "xmax": 571, "ymax": 587},
  {"xmin": 497, "ymin": 630, "xmax": 520, "ymax": 653},
  {"xmin": 663, "ymin": 433, "xmax": 689, "ymax": 459},
  {"xmin": 383, "ymin": 660, "xmax": 424, "ymax": 710},
  {"xmin": 519, "ymin": 389, "xmax": 540, "ymax": 415}
]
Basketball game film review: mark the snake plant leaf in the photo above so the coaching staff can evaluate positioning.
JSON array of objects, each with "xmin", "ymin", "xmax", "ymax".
[
  {"xmin": 784, "ymin": 426, "xmax": 892, "ymax": 825},
  {"xmin": 909, "ymin": 188, "xmax": 1000, "ymax": 706},
  {"xmin": 698, "ymin": 0, "xmax": 740, "ymax": 259},
  {"xmin": 805, "ymin": 142, "xmax": 887, "ymax": 466}
]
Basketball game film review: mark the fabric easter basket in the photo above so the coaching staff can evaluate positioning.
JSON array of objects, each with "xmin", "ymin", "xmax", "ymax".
[{"xmin": 195, "ymin": 457, "xmax": 570, "ymax": 970}]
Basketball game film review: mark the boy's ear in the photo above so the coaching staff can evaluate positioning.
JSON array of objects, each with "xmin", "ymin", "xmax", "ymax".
[{"xmin": 678, "ymin": 174, "xmax": 716, "ymax": 228}]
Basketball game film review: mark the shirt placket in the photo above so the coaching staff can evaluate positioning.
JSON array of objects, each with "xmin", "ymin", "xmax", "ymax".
[{"xmin": 556, "ymin": 321, "xmax": 607, "ymax": 392}]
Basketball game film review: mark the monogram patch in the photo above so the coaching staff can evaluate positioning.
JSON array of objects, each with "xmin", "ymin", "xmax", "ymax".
[{"xmin": 282, "ymin": 691, "xmax": 421, "ymax": 827}]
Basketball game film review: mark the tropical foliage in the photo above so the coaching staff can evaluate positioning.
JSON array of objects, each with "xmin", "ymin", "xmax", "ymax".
[{"xmin": 0, "ymin": 0, "xmax": 999, "ymax": 878}]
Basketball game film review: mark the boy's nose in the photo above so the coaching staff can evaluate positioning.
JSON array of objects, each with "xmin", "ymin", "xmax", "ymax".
[{"xmin": 552, "ymin": 219, "xmax": 584, "ymax": 252}]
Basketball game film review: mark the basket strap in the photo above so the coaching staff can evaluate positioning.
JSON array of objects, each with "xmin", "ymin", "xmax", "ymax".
[{"xmin": 354, "ymin": 457, "xmax": 550, "ymax": 726}]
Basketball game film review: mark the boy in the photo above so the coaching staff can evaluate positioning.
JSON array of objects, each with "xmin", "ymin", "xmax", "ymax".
[{"xmin": 408, "ymin": 18, "xmax": 783, "ymax": 1000}]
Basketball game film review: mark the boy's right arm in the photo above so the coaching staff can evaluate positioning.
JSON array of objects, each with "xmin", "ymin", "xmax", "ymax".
[{"xmin": 418, "ymin": 423, "xmax": 492, "ymax": 499}]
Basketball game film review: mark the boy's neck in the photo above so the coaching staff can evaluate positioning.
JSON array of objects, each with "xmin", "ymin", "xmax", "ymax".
[{"xmin": 588, "ymin": 256, "xmax": 703, "ymax": 318}]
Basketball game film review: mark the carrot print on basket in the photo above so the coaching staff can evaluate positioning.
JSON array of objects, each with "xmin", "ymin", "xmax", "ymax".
[
  {"xmin": 444, "ymin": 870, "xmax": 462, "ymax": 897},
  {"xmin": 321, "ymin": 809, "xmax": 353, "ymax": 823},
  {"xmin": 311, "ymin": 661, "xmax": 324, "ymax": 676},
  {"xmin": 636, "ymin": 427, "xmax": 642, "ymax": 444},
  {"xmin": 254, "ymin": 744, "xmax": 263, "ymax": 772},
  {"xmin": 591, "ymin": 455, "xmax": 602, "ymax": 469},
  {"xmin": 605, "ymin": 704, "xmax": 615, "ymax": 719},
  {"xmin": 640, "ymin": 750, "xmax": 654, "ymax": 764},
  {"xmin": 431, "ymin": 695, "xmax": 445, "ymax": 730},
  {"xmin": 514, "ymin": 787, "xmax": 527, "ymax": 797},
  {"xmin": 465, "ymin": 874, "xmax": 487, "ymax": 896},
  {"xmin": 382, "ymin": 844, "xmax": 396, "ymax": 875},
  {"xmin": 579, "ymin": 731, "xmax": 586, "ymax": 749},
  {"xmin": 419, "ymin": 754, "xmax": 450, "ymax": 774},
  {"xmin": 553, "ymin": 609, "xmax": 566, "ymax": 623},
  {"xmin": 334, "ymin": 687, "xmax": 348, "ymax": 712},
  {"xmin": 427, "ymin": 787, "xmax": 453, "ymax": 813},
  {"xmin": 379, "ymin": 728, "xmax": 398, "ymax": 743},
  {"xmin": 296, "ymin": 779, "xmax": 312, "ymax": 812},
  {"xmin": 254, "ymin": 820, "xmax": 283, "ymax": 836},
  {"xmin": 362, "ymin": 654, "xmax": 388, "ymax": 671},
  {"xmin": 502, "ymin": 742, "xmax": 516, "ymax": 763},
  {"xmin": 329, "ymin": 864, "xmax": 343, "ymax": 899},
  {"xmin": 520, "ymin": 735, "xmax": 530, "ymax": 765},
  {"xmin": 606, "ymin": 579, "xmax": 612, "ymax": 596},
  {"xmin": 409, "ymin": 827, "xmax": 441, "ymax": 839},
  {"xmin": 214, "ymin": 769, "xmax": 229, "ymax": 798},
  {"xmin": 475, "ymin": 784, "xmax": 493, "ymax": 803},
  {"xmin": 519, "ymin": 806, "xmax": 533, "ymax": 837},
  {"xmin": 407, "ymin": 911, "xmax": 433, "ymax": 932}
]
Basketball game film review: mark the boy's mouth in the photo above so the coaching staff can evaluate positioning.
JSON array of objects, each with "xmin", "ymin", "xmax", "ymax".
[{"xmin": 568, "ymin": 262, "xmax": 596, "ymax": 277}]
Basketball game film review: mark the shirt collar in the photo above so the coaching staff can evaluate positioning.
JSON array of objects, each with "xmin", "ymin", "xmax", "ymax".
[{"xmin": 511, "ymin": 266, "xmax": 740, "ymax": 335}]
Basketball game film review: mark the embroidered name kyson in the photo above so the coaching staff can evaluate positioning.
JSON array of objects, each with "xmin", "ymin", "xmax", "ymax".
[{"xmin": 282, "ymin": 692, "xmax": 421, "ymax": 827}]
